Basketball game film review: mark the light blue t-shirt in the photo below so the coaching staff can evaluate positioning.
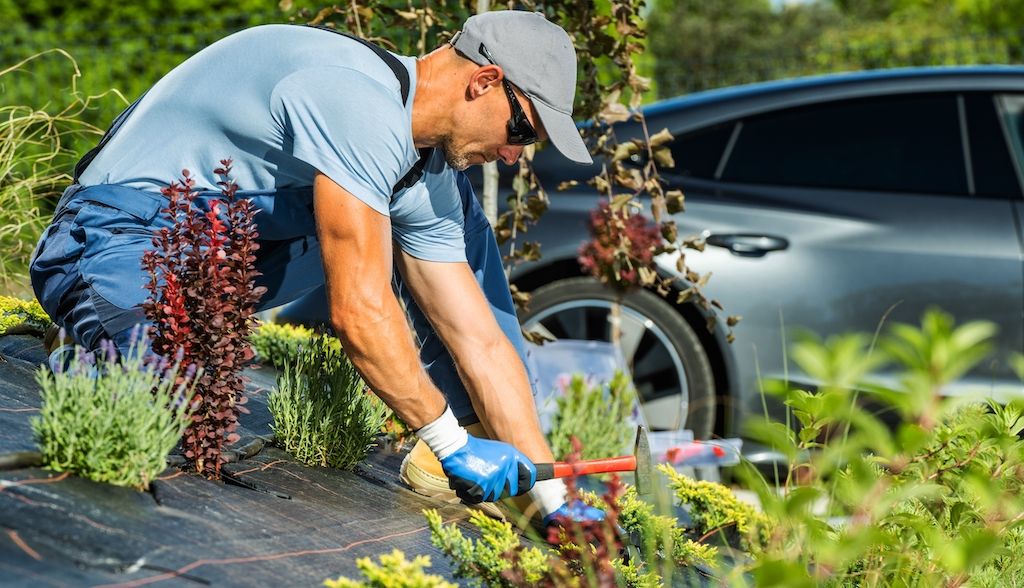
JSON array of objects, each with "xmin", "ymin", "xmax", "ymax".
[{"xmin": 79, "ymin": 24, "xmax": 467, "ymax": 263}]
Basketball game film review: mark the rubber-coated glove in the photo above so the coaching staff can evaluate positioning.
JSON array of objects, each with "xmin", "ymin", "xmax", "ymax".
[
  {"xmin": 542, "ymin": 500, "xmax": 607, "ymax": 528},
  {"xmin": 439, "ymin": 435, "xmax": 537, "ymax": 504}
]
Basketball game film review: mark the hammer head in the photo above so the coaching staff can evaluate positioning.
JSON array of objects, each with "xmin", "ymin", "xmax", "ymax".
[{"xmin": 633, "ymin": 426, "xmax": 655, "ymax": 501}]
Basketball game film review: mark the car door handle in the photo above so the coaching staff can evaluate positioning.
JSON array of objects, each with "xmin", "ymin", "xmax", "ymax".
[{"xmin": 705, "ymin": 234, "xmax": 789, "ymax": 257}]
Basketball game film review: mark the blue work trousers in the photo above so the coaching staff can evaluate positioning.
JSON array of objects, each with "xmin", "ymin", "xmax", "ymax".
[{"xmin": 29, "ymin": 182, "xmax": 532, "ymax": 425}]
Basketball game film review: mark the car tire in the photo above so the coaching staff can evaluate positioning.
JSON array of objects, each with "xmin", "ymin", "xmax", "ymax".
[{"xmin": 520, "ymin": 277, "xmax": 716, "ymax": 438}]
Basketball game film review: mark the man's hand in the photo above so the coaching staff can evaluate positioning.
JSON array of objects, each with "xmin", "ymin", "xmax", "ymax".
[
  {"xmin": 542, "ymin": 500, "xmax": 607, "ymax": 528},
  {"xmin": 416, "ymin": 405, "xmax": 536, "ymax": 503},
  {"xmin": 440, "ymin": 435, "xmax": 537, "ymax": 503}
]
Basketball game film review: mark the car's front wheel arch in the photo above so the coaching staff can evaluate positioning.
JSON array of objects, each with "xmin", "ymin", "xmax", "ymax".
[{"xmin": 519, "ymin": 275, "xmax": 726, "ymax": 437}]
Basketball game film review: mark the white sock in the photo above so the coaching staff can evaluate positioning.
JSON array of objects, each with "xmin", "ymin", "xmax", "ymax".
[
  {"xmin": 529, "ymin": 478, "xmax": 567, "ymax": 517},
  {"xmin": 415, "ymin": 406, "xmax": 468, "ymax": 460}
]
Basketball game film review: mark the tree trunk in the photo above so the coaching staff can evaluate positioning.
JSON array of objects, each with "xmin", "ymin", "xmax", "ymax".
[{"xmin": 477, "ymin": 0, "xmax": 499, "ymax": 227}]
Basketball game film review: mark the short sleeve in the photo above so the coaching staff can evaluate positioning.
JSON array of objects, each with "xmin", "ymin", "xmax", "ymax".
[
  {"xmin": 390, "ymin": 159, "xmax": 468, "ymax": 263},
  {"xmin": 271, "ymin": 66, "xmax": 415, "ymax": 216}
]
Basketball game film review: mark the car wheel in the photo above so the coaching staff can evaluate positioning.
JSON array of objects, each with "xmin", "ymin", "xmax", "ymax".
[{"xmin": 520, "ymin": 277, "xmax": 716, "ymax": 438}]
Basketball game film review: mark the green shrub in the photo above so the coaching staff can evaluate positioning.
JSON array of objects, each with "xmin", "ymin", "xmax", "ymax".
[
  {"xmin": 323, "ymin": 549, "xmax": 456, "ymax": 588},
  {"xmin": 661, "ymin": 465, "xmax": 771, "ymax": 553},
  {"xmin": 730, "ymin": 308, "xmax": 1024, "ymax": 586},
  {"xmin": 614, "ymin": 484, "xmax": 720, "ymax": 568},
  {"xmin": 426, "ymin": 509, "xmax": 554, "ymax": 587},
  {"xmin": 0, "ymin": 295, "xmax": 51, "ymax": 335},
  {"xmin": 268, "ymin": 335, "xmax": 390, "ymax": 469},
  {"xmin": 547, "ymin": 370, "xmax": 638, "ymax": 460},
  {"xmin": 423, "ymin": 308, "xmax": 1024, "ymax": 587},
  {"xmin": 31, "ymin": 337, "xmax": 195, "ymax": 490},
  {"xmin": 0, "ymin": 51, "xmax": 105, "ymax": 297},
  {"xmin": 425, "ymin": 477, "xmax": 720, "ymax": 587},
  {"xmin": 250, "ymin": 322, "xmax": 339, "ymax": 370}
]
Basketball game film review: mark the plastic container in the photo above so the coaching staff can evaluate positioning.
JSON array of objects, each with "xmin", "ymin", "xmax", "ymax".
[
  {"xmin": 648, "ymin": 429, "xmax": 742, "ymax": 467},
  {"xmin": 525, "ymin": 339, "xmax": 648, "ymax": 437},
  {"xmin": 647, "ymin": 429, "xmax": 695, "ymax": 456}
]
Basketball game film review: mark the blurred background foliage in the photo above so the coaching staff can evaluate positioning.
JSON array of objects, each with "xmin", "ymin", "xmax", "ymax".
[
  {"xmin": 1, "ymin": 0, "xmax": 1021, "ymax": 295},
  {"xmin": 3, "ymin": 0, "xmax": 1023, "ymax": 144},
  {"xmin": 650, "ymin": 0, "xmax": 1024, "ymax": 96}
]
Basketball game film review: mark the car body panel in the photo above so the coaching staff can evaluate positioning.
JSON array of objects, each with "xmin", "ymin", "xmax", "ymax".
[{"xmin": 490, "ymin": 66, "xmax": 1024, "ymax": 438}]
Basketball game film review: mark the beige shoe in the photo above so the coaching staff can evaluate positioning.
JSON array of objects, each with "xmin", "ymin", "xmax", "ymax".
[
  {"xmin": 43, "ymin": 323, "xmax": 72, "ymax": 353},
  {"xmin": 399, "ymin": 423, "xmax": 543, "ymax": 527}
]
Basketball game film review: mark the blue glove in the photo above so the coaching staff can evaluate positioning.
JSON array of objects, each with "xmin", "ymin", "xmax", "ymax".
[
  {"xmin": 439, "ymin": 435, "xmax": 537, "ymax": 504},
  {"xmin": 542, "ymin": 500, "xmax": 607, "ymax": 528}
]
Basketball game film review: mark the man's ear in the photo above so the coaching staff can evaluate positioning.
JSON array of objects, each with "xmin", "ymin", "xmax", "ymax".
[{"xmin": 467, "ymin": 64, "xmax": 503, "ymax": 99}]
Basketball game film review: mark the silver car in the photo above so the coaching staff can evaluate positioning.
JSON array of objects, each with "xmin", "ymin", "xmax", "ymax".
[{"xmin": 496, "ymin": 66, "xmax": 1024, "ymax": 450}]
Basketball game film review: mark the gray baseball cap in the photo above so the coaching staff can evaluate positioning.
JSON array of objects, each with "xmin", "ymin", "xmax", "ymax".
[{"xmin": 451, "ymin": 11, "xmax": 593, "ymax": 165}]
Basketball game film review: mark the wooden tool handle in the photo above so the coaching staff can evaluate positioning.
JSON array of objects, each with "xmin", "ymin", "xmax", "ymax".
[{"xmin": 535, "ymin": 455, "xmax": 638, "ymax": 481}]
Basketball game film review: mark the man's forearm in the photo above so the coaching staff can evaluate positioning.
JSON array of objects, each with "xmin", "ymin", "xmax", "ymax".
[
  {"xmin": 449, "ymin": 333, "xmax": 554, "ymax": 464},
  {"xmin": 331, "ymin": 297, "xmax": 447, "ymax": 430}
]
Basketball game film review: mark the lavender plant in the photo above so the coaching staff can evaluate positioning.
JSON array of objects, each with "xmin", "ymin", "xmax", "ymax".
[
  {"xmin": 31, "ymin": 336, "xmax": 195, "ymax": 490},
  {"xmin": 268, "ymin": 334, "xmax": 390, "ymax": 469},
  {"xmin": 547, "ymin": 370, "xmax": 638, "ymax": 461}
]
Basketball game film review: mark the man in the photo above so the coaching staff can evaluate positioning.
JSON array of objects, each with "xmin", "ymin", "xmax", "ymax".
[{"xmin": 30, "ymin": 11, "xmax": 601, "ymax": 525}]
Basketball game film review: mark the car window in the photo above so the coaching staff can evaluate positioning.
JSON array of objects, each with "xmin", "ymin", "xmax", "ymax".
[
  {"xmin": 721, "ymin": 94, "xmax": 968, "ymax": 195},
  {"xmin": 996, "ymin": 94, "xmax": 1024, "ymax": 193},
  {"xmin": 968, "ymin": 94, "xmax": 1021, "ymax": 197},
  {"xmin": 666, "ymin": 122, "xmax": 735, "ymax": 179}
]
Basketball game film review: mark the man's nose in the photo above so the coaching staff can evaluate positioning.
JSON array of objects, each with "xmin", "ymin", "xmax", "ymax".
[{"xmin": 497, "ymin": 145, "xmax": 523, "ymax": 166}]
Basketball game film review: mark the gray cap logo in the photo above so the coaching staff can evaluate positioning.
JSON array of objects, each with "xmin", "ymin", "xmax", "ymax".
[{"xmin": 452, "ymin": 11, "xmax": 593, "ymax": 165}]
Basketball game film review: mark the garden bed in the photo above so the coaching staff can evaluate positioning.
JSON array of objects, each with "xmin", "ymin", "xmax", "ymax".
[{"xmin": 0, "ymin": 333, "xmax": 477, "ymax": 586}]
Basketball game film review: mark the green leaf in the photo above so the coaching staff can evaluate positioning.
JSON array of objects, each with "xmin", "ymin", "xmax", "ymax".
[
  {"xmin": 745, "ymin": 419, "xmax": 799, "ymax": 462},
  {"xmin": 783, "ymin": 486, "xmax": 823, "ymax": 517},
  {"xmin": 750, "ymin": 558, "xmax": 816, "ymax": 587}
]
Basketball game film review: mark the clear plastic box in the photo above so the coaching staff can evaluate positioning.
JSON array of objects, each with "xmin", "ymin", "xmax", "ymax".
[{"xmin": 525, "ymin": 339, "xmax": 648, "ymax": 443}]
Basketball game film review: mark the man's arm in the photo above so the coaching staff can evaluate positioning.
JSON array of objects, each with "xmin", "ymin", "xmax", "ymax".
[
  {"xmin": 394, "ymin": 248, "xmax": 555, "ymax": 465},
  {"xmin": 313, "ymin": 172, "xmax": 447, "ymax": 429}
]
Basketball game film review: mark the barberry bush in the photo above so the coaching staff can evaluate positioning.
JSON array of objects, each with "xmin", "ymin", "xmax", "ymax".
[
  {"xmin": 142, "ymin": 159, "xmax": 266, "ymax": 479},
  {"xmin": 577, "ymin": 200, "xmax": 665, "ymax": 297},
  {"xmin": 32, "ymin": 336, "xmax": 194, "ymax": 490},
  {"xmin": 268, "ymin": 334, "xmax": 390, "ymax": 469},
  {"xmin": 577, "ymin": 198, "xmax": 739, "ymax": 343}
]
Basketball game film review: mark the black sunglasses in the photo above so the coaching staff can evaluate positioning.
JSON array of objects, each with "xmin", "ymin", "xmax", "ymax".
[{"xmin": 478, "ymin": 43, "xmax": 538, "ymax": 146}]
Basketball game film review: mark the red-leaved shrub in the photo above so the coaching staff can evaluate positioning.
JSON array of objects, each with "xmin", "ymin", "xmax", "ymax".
[
  {"xmin": 577, "ymin": 201, "xmax": 664, "ymax": 295},
  {"xmin": 142, "ymin": 159, "xmax": 266, "ymax": 478},
  {"xmin": 545, "ymin": 436, "xmax": 625, "ymax": 586},
  {"xmin": 498, "ymin": 437, "xmax": 626, "ymax": 587}
]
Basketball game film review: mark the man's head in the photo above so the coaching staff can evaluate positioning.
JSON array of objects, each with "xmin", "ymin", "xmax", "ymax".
[{"xmin": 421, "ymin": 11, "xmax": 592, "ymax": 169}]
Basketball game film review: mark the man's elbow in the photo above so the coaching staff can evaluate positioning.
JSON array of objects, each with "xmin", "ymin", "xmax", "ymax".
[{"xmin": 329, "ymin": 304, "xmax": 390, "ymax": 349}]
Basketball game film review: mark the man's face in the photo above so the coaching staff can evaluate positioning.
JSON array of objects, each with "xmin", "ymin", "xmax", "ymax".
[{"xmin": 441, "ymin": 69, "xmax": 548, "ymax": 170}]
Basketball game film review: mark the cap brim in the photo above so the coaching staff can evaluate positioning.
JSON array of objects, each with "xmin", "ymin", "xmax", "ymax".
[{"xmin": 532, "ymin": 99, "xmax": 593, "ymax": 165}]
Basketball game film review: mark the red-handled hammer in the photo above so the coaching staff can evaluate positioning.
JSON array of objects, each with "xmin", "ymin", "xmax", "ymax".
[{"xmin": 534, "ymin": 426, "xmax": 654, "ymax": 499}]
